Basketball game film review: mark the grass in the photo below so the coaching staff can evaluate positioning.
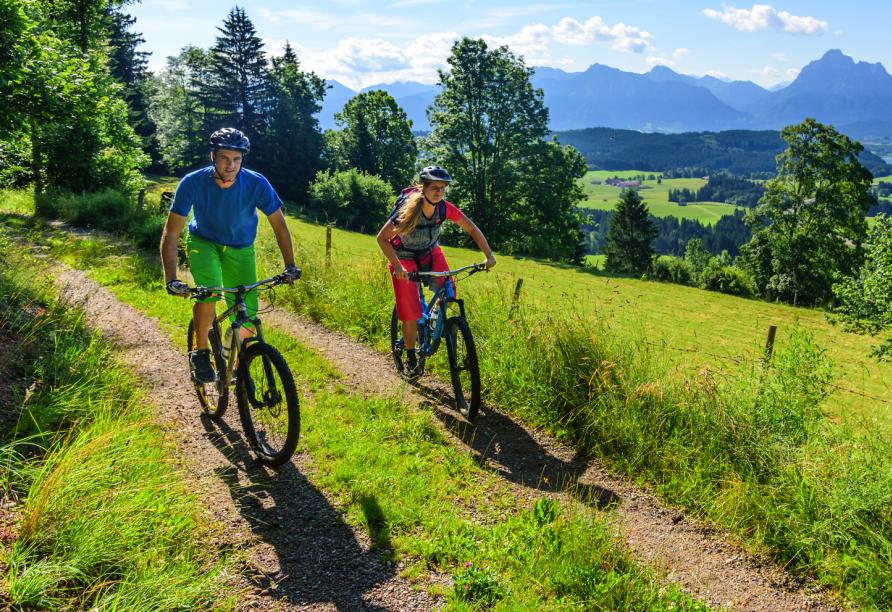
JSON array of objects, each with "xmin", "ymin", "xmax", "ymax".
[
  {"xmin": 0, "ymin": 229, "xmax": 235, "ymax": 610},
  {"xmin": 578, "ymin": 170, "xmax": 742, "ymax": 225},
  {"xmin": 246, "ymin": 206, "xmax": 892, "ymax": 609},
  {"xmin": 0, "ymin": 191, "xmax": 713, "ymax": 609}
]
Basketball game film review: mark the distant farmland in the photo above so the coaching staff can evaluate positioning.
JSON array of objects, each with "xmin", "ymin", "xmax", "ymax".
[{"xmin": 578, "ymin": 170, "xmax": 742, "ymax": 225}]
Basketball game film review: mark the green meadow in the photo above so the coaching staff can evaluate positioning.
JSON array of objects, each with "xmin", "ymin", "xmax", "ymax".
[
  {"xmin": 578, "ymin": 170, "xmax": 743, "ymax": 225},
  {"xmin": 280, "ymin": 215, "xmax": 891, "ymax": 430}
]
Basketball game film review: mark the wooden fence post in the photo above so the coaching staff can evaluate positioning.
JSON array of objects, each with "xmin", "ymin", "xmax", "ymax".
[
  {"xmin": 764, "ymin": 324, "xmax": 777, "ymax": 362},
  {"xmin": 509, "ymin": 278, "xmax": 524, "ymax": 318},
  {"xmin": 325, "ymin": 224, "xmax": 332, "ymax": 267}
]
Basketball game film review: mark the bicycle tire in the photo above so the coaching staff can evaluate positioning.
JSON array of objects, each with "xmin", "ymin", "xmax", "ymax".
[
  {"xmin": 236, "ymin": 342, "xmax": 300, "ymax": 467},
  {"xmin": 444, "ymin": 316, "xmax": 481, "ymax": 420},
  {"xmin": 187, "ymin": 319, "xmax": 229, "ymax": 419},
  {"xmin": 390, "ymin": 306, "xmax": 404, "ymax": 374}
]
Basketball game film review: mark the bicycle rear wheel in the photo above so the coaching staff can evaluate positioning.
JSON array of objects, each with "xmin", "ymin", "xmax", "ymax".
[
  {"xmin": 445, "ymin": 316, "xmax": 481, "ymax": 420},
  {"xmin": 187, "ymin": 319, "xmax": 229, "ymax": 419},
  {"xmin": 237, "ymin": 342, "xmax": 300, "ymax": 467}
]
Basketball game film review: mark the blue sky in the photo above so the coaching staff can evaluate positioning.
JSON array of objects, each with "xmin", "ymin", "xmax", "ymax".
[{"xmin": 130, "ymin": 1, "xmax": 891, "ymax": 90}]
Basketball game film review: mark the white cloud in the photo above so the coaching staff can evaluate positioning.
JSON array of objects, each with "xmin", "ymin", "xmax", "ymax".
[
  {"xmin": 772, "ymin": 52, "xmax": 787, "ymax": 61},
  {"xmin": 704, "ymin": 70, "xmax": 730, "ymax": 79},
  {"xmin": 646, "ymin": 56, "xmax": 675, "ymax": 68},
  {"xmin": 703, "ymin": 4, "xmax": 828, "ymax": 35},
  {"xmin": 262, "ymin": 14, "xmax": 654, "ymax": 88},
  {"xmin": 553, "ymin": 16, "xmax": 653, "ymax": 52},
  {"xmin": 673, "ymin": 48, "xmax": 691, "ymax": 59}
]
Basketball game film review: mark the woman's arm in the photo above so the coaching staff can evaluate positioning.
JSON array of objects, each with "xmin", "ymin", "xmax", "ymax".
[
  {"xmin": 376, "ymin": 220, "xmax": 409, "ymax": 279},
  {"xmin": 454, "ymin": 214, "xmax": 497, "ymax": 268}
]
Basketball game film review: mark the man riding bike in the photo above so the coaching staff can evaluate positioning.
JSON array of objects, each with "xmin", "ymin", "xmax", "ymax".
[{"xmin": 159, "ymin": 127, "xmax": 299, "ymax": 384}]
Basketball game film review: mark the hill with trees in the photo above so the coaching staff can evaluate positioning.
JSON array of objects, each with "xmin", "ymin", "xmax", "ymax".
[{"xmin": 555, "ymin": 128, "xmax": 891, "ymax": 177}]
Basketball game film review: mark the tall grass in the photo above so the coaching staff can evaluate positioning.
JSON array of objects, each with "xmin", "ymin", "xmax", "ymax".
[
  {"xmin": 253, "ymin": 224, "xmax": 892, "ymax": 609},
  {"xmin": 0, "ymin": 233, "xmax": 235, "ymax": 609}
]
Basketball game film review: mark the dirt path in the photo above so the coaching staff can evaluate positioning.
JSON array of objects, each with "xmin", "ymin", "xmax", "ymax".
[
  {"xmin": 52, "ymin": 267, "xmax": 437, "ymax": 611},
  {"xmin": 40, "ymin": 246, "xmax": 839, "ymax": 610}
]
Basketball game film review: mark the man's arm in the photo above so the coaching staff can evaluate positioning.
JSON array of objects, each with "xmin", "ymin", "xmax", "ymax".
[
  {"xmin": 160, "ymin": 212, "xmax": 188, "ymax": 283},
  {"xmin": 266, "ymin": 209, "xmax": 295, "ymax": 268}
]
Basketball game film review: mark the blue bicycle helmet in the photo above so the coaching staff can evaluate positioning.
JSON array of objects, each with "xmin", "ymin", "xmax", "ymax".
[
  {"xmin": 419, "ymin": 165, "xmax": 452, "ymax": 183},
  {"xmin": 209, "ymin": 127, "xmax": 250, "ymax": 154}
]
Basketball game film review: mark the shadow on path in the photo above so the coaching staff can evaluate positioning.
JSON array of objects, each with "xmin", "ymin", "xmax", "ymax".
[
  {"xmin": 410, "ymin": 378, "xmax": 619, "ymax": 511},
  {"xmin": 200, "ymin": 414, "xmax": 396, "ymax": 611}
]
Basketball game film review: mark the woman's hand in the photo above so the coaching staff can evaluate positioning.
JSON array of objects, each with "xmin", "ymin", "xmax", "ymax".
[
  {"xmin": 485, "ymin": 254, "xmax": 497, "ymax": 269},
  {"xmin": 393, "ymin": 264, "xmax": 409, "ymax": 280}
]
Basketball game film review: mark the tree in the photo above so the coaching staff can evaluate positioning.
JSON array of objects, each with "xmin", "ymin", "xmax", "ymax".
[
  {"xmin": 505, "ymin": 140, "xmax": 588, "ymax": 262},
  {"xmin": 739, "ymin": 119, "xmax": 874, "ymax": 305},
  {"xmin": 833, "ymin": 216, "xmax": 892, "ymax": 360},
  {"xmin": 105, "ymin": 4, "xmax": 159, "ymax": 168},
  {"xmin": 331, "ymin": 90, "xmax": 416, "ymax": 192},
  {"xmin": 149, "ymin": 46, "xmax": 213, "ymax": 173},
  {"xmin": 0, "ymin": 1, "xmax": 146, "ymax": 199},
  {"xmin": 263, "ymin": 42, "xmax": 325, "ymax": 204},
  {"xmin": 202, "ymin": 7, "xmax": 269, "ymax": 138},
  {"xmin": 429, "ymin": 38, "xmax": 581, "ymax": 257},
  {"xmin": 308, "ymin": 169, "xmax": 393, "ymax": 232},
  {"xmin": 604, "ymin": 188, "xmax": 658, "ymax": 274}
]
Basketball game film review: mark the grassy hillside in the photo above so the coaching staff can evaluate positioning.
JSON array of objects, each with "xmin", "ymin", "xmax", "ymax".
[
  {"xmin": 578, "ymin": 170, "xmax": 742, "ymax": 225},
  {"xmin": 280, "ymin": 217, "xmax": 890, "ymax": 429}
]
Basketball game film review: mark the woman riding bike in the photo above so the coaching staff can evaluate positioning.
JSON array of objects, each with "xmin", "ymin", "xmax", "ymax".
[{"xmin": 376, "ymin": 165, "xmax": 496, "ymax": 375}]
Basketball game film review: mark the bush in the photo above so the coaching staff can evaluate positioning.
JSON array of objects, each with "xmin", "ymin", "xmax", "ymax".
[
  {"xmin": 650, "ymin": 255, "xmax": 693, "ymax": 285},
  {"xmin": 308, "ymin": 169, "xmax": 394, "ymax": 233},
  {"xmin": 43, "ymin": 189, "xmax": 166, "ymax": 249},
  {"xmin": 700, "ymin": 264, "xmax": 756, "ymax": 298}
]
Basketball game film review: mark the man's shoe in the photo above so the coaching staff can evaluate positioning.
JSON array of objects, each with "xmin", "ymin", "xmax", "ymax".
[{"xmin": 189, "ymin": 349, "xmax": 218, "ymax": 384}]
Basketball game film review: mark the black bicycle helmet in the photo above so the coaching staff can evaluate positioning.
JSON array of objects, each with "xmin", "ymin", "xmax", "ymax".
[
  {"xmin": 419, "ymin": 165, "xmax": 452, "ymax": 183},
  {"xmin": 209, "ymin": 127, "xmax": 250, "ymax": 154}
]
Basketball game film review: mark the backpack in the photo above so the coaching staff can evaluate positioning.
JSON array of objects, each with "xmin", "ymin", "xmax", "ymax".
[{"xmin": 389, "ymin": 187, "xmax": 448, "ymax": 267}]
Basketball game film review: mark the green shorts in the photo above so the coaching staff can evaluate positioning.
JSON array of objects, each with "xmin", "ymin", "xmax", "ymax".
[{"xmin": 187, "ymin": 233, "xmax": 258, "ymax": 326}]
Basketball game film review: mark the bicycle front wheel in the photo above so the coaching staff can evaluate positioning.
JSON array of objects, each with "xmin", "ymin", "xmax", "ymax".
[
  {"xmin": 445, "ymin": 316, "xmax": 481, "ymax": 420},
  {"xmin": 390, "ymin": 306, "xmax": 405, "ymax": 374},
  {"xmin": 187, "ymin": 319, "xmax": 229, "ymax": 420},
  {"xmin": 236, "ymin": 342, "xmax": 300, "ymax": 467}
]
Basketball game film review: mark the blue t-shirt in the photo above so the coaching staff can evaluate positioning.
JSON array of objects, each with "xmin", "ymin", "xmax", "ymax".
[{"xmin": 169, "ymin": 167, "xmax": 282, "ymax": 248}]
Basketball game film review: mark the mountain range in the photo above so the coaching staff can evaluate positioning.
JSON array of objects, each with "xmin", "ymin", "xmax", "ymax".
[{"xmin": 317, "ymin": 50, "xmax": 892, "ymax": 141}]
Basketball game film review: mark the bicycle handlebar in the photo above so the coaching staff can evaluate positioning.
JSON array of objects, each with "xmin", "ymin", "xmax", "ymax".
[
  {"xmin": 187, "ymin": 269, "xmax": 301, "ymax": 300},
  {"xmin": 407, "ymin": 262, "xmax": 487, "ymax": 282}
]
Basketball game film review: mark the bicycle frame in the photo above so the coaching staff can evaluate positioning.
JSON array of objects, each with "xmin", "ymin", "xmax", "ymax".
[
  {"xmin": 410, "ymin": 263, "xmax": 482, "ymax": 356},
  {"xmin": 192, "ymin": 275, "xmax": 281, "ymax": 387}
]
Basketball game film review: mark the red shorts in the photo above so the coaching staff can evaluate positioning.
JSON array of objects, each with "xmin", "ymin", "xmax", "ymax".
[{"xmin": 389, "ymin": 247, "xmax": 456, "ymax": 321}]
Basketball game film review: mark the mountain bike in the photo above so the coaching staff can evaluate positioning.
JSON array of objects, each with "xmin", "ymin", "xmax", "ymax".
[
  {"xmin": 390, "ymin": 262, "xmax": 487, "ymax": 420},
  {"xmin": 185, "ymin": 272, "xmax": 300, "ymax": 467}
]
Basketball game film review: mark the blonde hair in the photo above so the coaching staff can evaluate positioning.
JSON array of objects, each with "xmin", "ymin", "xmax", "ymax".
[{"xmin": 395, "ymin": 182, "xmax": 426, "ymax": 235}]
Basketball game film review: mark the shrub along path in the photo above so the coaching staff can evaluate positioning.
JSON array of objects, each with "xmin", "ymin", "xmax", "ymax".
[{"xmin": 41, "ymin": 243, "xmax": 835, "ymax": 610}]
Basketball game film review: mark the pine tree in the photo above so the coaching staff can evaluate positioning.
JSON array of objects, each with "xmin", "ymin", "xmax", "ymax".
[
  {"xmin": 264, "ymin": 42, "xmax": 325, "ymax": 204},
  {"xmin": 202, "ymin": 7, "xmax": 269, "ymax": 137},
  {"xmin": 604, "ymin": 189, "xmax": 658, "ymax": 274}
]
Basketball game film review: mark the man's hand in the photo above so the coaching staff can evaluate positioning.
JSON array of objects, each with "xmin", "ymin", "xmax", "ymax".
[
  {"xmin": 166, "ymin": 279, "xmax": 190, "ymax": 296},
  {"xmin": 283, "ymin": 264, "xmax": 301, "ymax": 284}
]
